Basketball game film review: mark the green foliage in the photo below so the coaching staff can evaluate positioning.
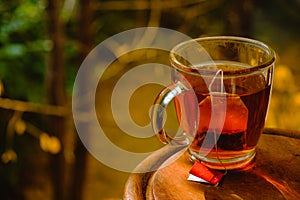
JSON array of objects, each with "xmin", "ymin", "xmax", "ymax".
[{"xmin": 0, "ymin": 0, "xmax": 48, "ymax": 102}]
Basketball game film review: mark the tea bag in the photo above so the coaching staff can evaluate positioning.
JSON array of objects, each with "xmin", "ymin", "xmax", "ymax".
[
  {"xmin": 188, "ymin": 69, "xmax": 227, "ymax": 185},
  {"xmin": 198, "ymin": 69, "xmax": 227, "ymax": 156}
]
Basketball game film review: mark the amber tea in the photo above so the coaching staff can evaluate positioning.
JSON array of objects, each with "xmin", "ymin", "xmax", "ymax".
[{"xmin": 173, "ymin": 62, "xmax": 272, "ymax": 169}]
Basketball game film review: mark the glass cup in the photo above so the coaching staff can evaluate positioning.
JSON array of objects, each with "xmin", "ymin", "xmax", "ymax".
[{"xmin": 151, "ymin": 36, "xmax": 275, "ymax": 170}]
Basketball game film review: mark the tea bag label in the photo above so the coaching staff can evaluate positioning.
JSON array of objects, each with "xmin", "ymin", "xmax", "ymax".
[
  {"xmin": 188, "ymin": 162, "xmax": 224, "ymax": 185},
  {"xmin": 187, "ymin": 174, "xmax": 209, "ymax": 183}
]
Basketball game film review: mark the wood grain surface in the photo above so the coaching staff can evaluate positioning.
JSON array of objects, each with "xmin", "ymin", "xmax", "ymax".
[{"xmin": 124, "ymin": 129, "xmax": 300, "ymax": 200}]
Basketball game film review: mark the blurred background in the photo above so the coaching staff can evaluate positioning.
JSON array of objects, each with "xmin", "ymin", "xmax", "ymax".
[{"xmin": 0, "ymin": 0, "xmax": 299, "ymax": 199}]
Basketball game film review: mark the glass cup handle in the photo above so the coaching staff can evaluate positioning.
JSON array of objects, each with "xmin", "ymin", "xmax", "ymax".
[{"xmin": 151, "ymin": 81, "xmax": 190, "ymax": 145}]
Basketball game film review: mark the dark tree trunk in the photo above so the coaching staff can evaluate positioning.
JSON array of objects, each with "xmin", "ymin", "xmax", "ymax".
[
  {"xmin": 45, "ymin": 0, "xmax": 67, "ymax": 200},
  {"xmin": 69, "ymin": 0, "xmax": 96, "ymax": 200}
]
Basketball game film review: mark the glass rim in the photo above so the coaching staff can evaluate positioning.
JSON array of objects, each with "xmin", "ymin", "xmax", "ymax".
[{"xmin": 170, "ymin": 36, "xmax": 276, "ymax": 75}]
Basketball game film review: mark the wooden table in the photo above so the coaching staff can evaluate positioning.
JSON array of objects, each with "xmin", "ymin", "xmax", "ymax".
[{"xmin": 123, "ymin": 128, "xmax": 300, "ymax": 200}]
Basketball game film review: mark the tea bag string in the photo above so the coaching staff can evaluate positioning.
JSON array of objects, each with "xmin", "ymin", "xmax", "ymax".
[{"xmin": 209, "ymin": 69, "xmax": 227, "ymax": 175}]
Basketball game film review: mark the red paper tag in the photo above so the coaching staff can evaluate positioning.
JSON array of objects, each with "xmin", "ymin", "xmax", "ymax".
[{"xmin": 188, "ymin": 162, "xmax": 223, "ymax": 185}]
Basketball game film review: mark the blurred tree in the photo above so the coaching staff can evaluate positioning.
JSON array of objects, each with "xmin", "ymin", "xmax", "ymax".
[
  {"xmin": 45, "ymin": 0, "xmax": 68, "ymax": 199},
  {"xmin": 0, "ymin": 0, "xmax": 75, "ymax": 199},
  {"xmin": 69, "ymin": 0, "xmax": 96, "ymax": 199},
  {"xmin": 223, "ymin": 0, "xmax": 254, "ymax": 37}
]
